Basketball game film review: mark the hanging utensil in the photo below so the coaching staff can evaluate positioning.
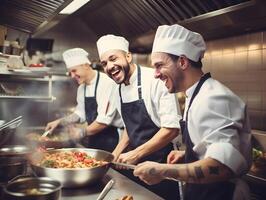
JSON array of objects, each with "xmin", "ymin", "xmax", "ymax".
[
  {"xmin": 96, "ymin": 179, "xmax": 115, "ymax": 200},
  {"xmin": 0, "ymin": 116, "xmax": 22, "ymax": 131}
]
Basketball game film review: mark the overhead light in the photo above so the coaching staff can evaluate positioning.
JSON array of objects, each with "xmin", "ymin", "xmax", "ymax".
[{"xmin": 60, "ymin": 0, "xmax": 91, "ymax": 14}]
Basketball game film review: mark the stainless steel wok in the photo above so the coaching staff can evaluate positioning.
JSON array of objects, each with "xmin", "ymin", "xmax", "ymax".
[{"xmin": 30, "ymin": 148, "xmax": 114, "ymax": 188}]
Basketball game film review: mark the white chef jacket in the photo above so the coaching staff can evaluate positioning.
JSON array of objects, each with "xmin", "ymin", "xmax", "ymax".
[
  {"xmin": 113, "ymin": 65, "xmax": 182, "ymax": 129},
  {"xmin": 74, "ymin": 71, "xmax": 123, "ymax": 128},
  {"xmin": 184, "ymin": 77, "xmax": 252, "ymax": 176}
]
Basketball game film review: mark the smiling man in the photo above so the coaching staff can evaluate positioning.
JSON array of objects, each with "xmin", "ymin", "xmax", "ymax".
[
  {"xmin": 133, "ymin": 24, "xmax": 252, "ymax": 200},
  {"xmin": 45, "ymin": 48, "xmax": 122, "ymax": 152},
  {"xmin": 96, "ymin": 35, "xmax": 182, "ymax": 200}
]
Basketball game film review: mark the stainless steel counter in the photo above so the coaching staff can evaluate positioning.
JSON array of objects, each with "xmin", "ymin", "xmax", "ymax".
[{"xmin": 61, "ymin": 168, "xmax": 164, "ymax": 200}]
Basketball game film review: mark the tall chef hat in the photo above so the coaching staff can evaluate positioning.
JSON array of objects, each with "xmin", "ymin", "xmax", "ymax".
[
  {"xmin": 62, "ymin": 48, "xmax": 91, "ymax": 69},
  {"xmin": 96, "ymin": 34, "xmax": 129, "ymax": 57},
  {"xmin": 152, "ymin": 24, "xmax": 206, "ymax": 62}
]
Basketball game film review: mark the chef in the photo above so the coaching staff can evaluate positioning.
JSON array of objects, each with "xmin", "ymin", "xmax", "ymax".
[
  {"xmin": 96, "ymin": 35, "xmax": 182, "ymax": 200},
  {"xmin": 45, "ymin": 48, "xmax": 122, "ymax": 152},
  {"xmin": 133, "ymin": 24, "xmax": 252, "ymax": 200}
]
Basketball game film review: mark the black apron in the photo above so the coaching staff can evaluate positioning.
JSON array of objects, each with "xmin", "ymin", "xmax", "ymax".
[
  {"xmin": 81, "ymin": 71, "xmax": 119, "ymax": 152},
  {"xmin": 179, "ymin": 73, "xmax": 235, "ymax": 200},
  {"xmin": 118, "ymin": 65, "xmax": 179, "ymax": 200}
]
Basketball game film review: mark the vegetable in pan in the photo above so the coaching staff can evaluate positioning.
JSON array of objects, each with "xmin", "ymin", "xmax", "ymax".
[{"xmin": 37, "ymin": 151, "xmax": 105, "ymax": 168}]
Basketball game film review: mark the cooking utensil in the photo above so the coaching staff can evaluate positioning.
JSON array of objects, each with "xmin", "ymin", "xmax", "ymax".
[
  {"xmin": 112, "ymin": 162, "xmax": 136, "ymax": 169},
  {"xmin": 41, "ymin": 130, "xmax": 50, "ymax": 138},
  {"xmin": 30, "ymin": 148, "xmax": 114, "ymax": 188},
  {"xmin": 96, "ymin": 179, "xmax": 115, "ymax": 200},
  {"xmin": 0, "ymin": 156, "xmax": 27, "ymax": 182},
  {"xmin": 3, "ymin": 176, "xmax": 62, "ymax": 200},
  {"xmin": 115, "ymin": 162, "xmax": 180, "ymax": 182}
]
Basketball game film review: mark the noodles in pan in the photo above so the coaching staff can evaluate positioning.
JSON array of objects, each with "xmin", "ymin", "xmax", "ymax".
[{"xmin": 37, "ymin": 151, "xmax": 106, "ymax": 169}]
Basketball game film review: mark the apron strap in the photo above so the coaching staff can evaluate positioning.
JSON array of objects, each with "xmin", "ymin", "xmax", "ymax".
[
  {"xmin": 137, "ymin": 65, "xmax": 142, "ymax": 100},
  {"xmin": 94, "ymin": 70, "xmax": 100, "ymax": 98},
  {"xmin": 185, "ymin": 72, "xmax": 211, "ymax": 122},
  {"xmin": 119, "ymin": 65, "xmax": 142, "ymax": 103},
  {"xmin": 84, "ymin": 70, "xmax": 100, "ymax": 98}
]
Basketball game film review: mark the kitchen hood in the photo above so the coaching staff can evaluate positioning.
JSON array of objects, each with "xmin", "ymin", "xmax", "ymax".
[{"xmin": 1, "ymin": 0, "xmax": 266, "ymax": 53}]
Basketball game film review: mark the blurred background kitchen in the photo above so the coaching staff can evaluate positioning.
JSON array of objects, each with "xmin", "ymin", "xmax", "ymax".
[{"xmin": 0, "ymin": 0, "xmax": 266, "ymax": 199}]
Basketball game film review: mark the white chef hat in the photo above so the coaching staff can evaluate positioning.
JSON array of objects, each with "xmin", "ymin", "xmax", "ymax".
[
  {"xmin": 152, "ymin": 24, "xmax": 206, "ymax": 62},
  {"xmin": 62, "ymin": 48, "xmax": 91, "ymax": 69},
  {"xmin": 96, "ymin": 34, "xmax": 129, "ymax": 57}
]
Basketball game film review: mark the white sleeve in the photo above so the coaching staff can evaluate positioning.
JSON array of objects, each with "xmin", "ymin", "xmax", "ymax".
[
  {"xmin": 153, "ymin": 80, "xmax": 182, "ymax": 128},
  {"xmin": 74, "ymin": 85, "xmax": 86, "ymax": 122},
  {"xmin": 96, "ymin": 77, "xmax": 123, "ymax": 127},
  {"xmin": 192, "ymin": 93, "xmax": 249, "ymax": 175}
]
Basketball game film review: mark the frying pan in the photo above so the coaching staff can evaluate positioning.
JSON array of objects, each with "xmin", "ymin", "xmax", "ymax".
[{"xmin": 30, "ymin": 148, "xmax": 114, "ymax": 188}]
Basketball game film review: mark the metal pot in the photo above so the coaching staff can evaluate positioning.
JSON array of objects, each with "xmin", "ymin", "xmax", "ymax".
[
  {"xmin": 3, "ymin": 177, "xmax": 61, "ymax": 200},
  {"xmin": 0, "ymin": 157, "xmax": 27, "ymax": 183},
  {"xmin": 30, "ymin": 148, "xmax": 114, "ymax": 188}
]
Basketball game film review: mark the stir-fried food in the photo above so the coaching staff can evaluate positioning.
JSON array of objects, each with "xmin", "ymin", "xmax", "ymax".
[{"xmin": 37, "ymin": 151, "xmax": 106, "ymax": 168}]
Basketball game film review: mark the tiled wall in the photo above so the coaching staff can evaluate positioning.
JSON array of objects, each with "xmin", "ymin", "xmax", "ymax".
[{"xmin": 203, "ymin": 31, "xmax": 266, "ymax": 130}]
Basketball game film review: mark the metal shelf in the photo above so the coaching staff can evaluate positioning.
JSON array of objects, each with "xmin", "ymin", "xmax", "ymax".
[
  {"xmin": 0, "ymin": 95, "xmax": 56, "ymax": 102},
  {"xmin": 0, "ymin": 70, "xmax": 55, "ymax": 101},
  {"xmin": 0, "ymin": 69, "xmax": 47, "ymax": 78}
]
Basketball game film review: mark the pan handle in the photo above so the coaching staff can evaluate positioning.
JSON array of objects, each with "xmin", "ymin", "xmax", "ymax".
[{"xmin": 111, "ymin": 162, "xmax": 136, "ymax": 170}]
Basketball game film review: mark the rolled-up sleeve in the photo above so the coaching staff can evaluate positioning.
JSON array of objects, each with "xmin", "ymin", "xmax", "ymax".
[{"xmin": 205, "ymin": 142, "xmax": 247, "ymax": 174}]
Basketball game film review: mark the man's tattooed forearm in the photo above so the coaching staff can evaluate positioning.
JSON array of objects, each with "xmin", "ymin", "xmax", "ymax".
[
  {"xmin": 186, "ymin": 164, "xmax": 196, "ymax": 182},
  {"xmin": 209, "ymin": 166, "xmax": 219, "ymax": 175},
  {"xmin": 162, "ymin": 168, "xmax": 179, "ymax": 179},
  {"xmin": 194, "ymin": 166, "xmax": 205, "ymax": 179},
  {"xmin": 148, "ymin": 168, "xmax": 157, "ymax": 176}
]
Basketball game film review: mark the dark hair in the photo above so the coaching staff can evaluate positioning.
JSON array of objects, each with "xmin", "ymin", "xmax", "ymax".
[{"xmin": 167, "ymin": 53, "xmax": 202, "ymax": 69}]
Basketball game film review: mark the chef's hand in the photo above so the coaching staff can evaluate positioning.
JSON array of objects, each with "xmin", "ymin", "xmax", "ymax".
[
  {"xmin": 45, "ymin": 119, "xmax": 61, "ymax": 133},
  {"xmin": 117, "ymin": 150, "xmax": 139, "ymax": 165},
  {"xmin": 133, "ymin": 161, "xmax": 164, "ymax": 185},
  {"xmin": 167, "ymin": 150, "xmax": 185, "ymax": 164},
  {"xmin": 112, "ymin": 150, "xmax": 120, "ymax": 162},
  {"xmin": 67, "ymin": 124, "xmax": 86, "ymax": 141}
]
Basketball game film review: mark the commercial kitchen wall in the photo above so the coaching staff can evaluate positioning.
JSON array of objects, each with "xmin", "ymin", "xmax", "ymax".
[
  {"xmin": 203, "ymin": 31, "xmax": 266, "ymax": 131},
  {"xmin": 134, "ymin": 30, "xmax": 266, "ymax": 131}
]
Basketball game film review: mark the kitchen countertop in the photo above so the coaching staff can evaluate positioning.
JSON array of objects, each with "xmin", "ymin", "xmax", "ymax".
[{"xmin": 61, "ymin": 168, "xmax": 164, "ymax": 200}]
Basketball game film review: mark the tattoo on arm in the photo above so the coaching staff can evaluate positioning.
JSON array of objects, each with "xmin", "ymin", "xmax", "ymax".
[
  {"xmin": 60, "ymin": 113, "xmax": 80, "ymax": 126},
  {"xmin": 162, "ymin": 167, "xmax": 179, "ymax": 179},
  {"xmin": 148, "ymin": 168, "xmax": 157, "ymax": 176},
  {"xmin": 209, "ymin": 166, "xmax": 219, "ymax": 175},
  {"xmin": 194, "ymin": 166, "xmax": 205, "ymax": 179},
  {"xmin": 186, "ymin": 164, "xmax": 196, "ymax": 182}
]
